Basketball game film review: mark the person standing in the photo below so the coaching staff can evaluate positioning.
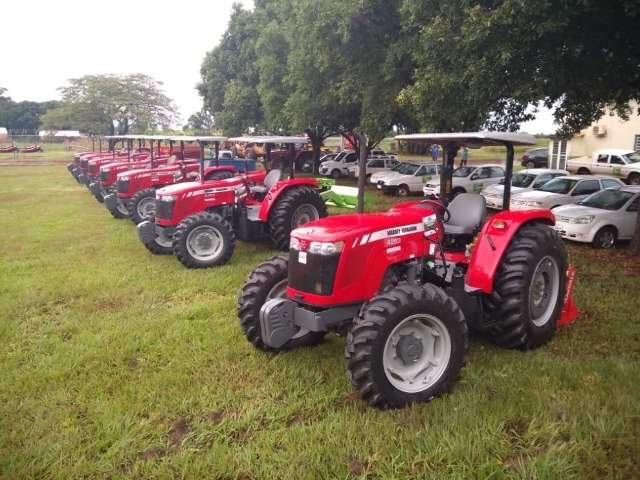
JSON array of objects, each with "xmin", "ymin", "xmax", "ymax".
[
  {"xmin": 431, "ymin": 144, "xmax": 439, "ymax": 162},
  {"xmin": 460, "ymin": 146, "xmax": 469, "ymax": 167}
]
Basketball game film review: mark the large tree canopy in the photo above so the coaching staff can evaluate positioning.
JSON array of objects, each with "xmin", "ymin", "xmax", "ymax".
[
  {"xmin": 0, "ymin": 88, "xmax": 60, "ymax": 132},
  {"xmin": 41, "ymin": 74, "xmax": 177, "ymax": 135}
]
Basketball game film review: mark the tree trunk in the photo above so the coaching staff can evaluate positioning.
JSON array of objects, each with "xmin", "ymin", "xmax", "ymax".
[{"xmin": 629, "ymin": 213, "xmax": 640, "ymax": 256}]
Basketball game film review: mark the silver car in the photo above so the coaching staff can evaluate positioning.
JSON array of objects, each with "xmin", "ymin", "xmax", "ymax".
[
  {"xmin": 510, "ymin": 175, "xmax": 624, "ymax": 210},
  {"xmin": 552, "ymin": 186, "xmax": 640, "ymax": 248}
]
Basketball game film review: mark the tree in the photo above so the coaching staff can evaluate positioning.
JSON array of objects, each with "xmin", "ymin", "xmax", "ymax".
[
  {"xmin": 184, "ymin": 110, "xmax": 216, "ymax": 134},
  {"xmin": 400, "ymin": 0, "xmax": 640, "ymax": 252},
  {"xmin": 41, "ymin": 74, "xmax": 177, "ymax": 135},
  {"xmin": 198, "ymin": 3, "xmax": 263, "ymax": 135},
  {"xmin": 0, "ymin": 88, "xmax": 61, "ymax": 132}
]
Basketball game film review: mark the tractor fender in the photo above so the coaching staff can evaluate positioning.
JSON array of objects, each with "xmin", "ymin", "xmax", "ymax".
[
  {"xmin": 465, "ymin": 209, "xmax": 555, "ymax": 294},
  {"xmin": 258, "ymin": 178, "xmax": 319, "ymax": 222}
]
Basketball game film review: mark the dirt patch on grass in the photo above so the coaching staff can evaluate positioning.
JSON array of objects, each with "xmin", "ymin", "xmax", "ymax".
[{"xmin": 168, "ymin": 417, "xmax": 190, "ymax": 447}]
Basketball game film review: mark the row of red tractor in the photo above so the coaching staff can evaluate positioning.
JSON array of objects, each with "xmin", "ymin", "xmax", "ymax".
[{"xmin": 68, "ymin": 132, "xmax": 578, "ymax": 409}]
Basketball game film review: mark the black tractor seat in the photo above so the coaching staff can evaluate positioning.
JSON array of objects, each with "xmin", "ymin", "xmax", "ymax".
[{"xmin": 251, "ymin": 169, "xmax": 282, "ymax": 198}]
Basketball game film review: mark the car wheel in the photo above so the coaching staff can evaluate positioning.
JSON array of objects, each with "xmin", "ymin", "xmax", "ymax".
[
  {"xmin": 331, "ymin": 169, "xmax": 342, "ymax": 179},
  {"xmin": 592, "ymin": 226, "xmax": 617, "ymax": 249},
  {"xmin": 397, "ymin": 185, "xmax": 410, "ymax": 197}
]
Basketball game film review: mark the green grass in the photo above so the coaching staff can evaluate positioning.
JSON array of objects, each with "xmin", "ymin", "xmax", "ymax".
[
  {"xmin": 1, "ymin": 163, "xmax": 639, "ymax": 479},
  {"xmin": 0, "ymin": 142, "xmax": 79, "ymax": 163}
]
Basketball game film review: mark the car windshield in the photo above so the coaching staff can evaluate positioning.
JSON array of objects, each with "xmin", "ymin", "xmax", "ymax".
[
  {"xmin": 539, "ymin": 178, "xmax": 578, "ymax": 194},
  {"xmin": 579, "ymin": 189, "xmax": 634, "ymax": 210},
  {"xmin": 398, "ymin": 163, "xmax": 421, "ymax": 175},
  {"xmin": 333, "ymin": 151, "xmax": 347, "ymax": 162},
  {"xmin": 453, "ymin": 166, "xmax": 475, "ymax": 177},
  {"xmin": 388, "ymin": 163, "xmax": 406, "ymax": 172},
  {"xmin": 511, "ymin": 173, "xmax": 536, "ymax": 188},
  {"xmin": 622, "ymin": 152, "xmax": 640, "ymax": 164}
]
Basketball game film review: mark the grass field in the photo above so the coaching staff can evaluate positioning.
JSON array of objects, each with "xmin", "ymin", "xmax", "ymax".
[{"xmin": 1, "ymin": 160, "xmax": 639, "ymax": 479}]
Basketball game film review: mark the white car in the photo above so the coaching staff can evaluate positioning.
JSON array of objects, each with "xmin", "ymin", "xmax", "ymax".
[
  {"xmin": 510, "ymin": 175, "xmax": 624, "ymax": 210},
  {"xmin": 553, "ymin": 186, "xmax": 640, "ymax": 248},
  {"xmin": 376, "ymin": 162, "xmax": 440, "ymax": 196},
  {"xmin": 319, "ymin": 150, "xmax": 358, "ymax": 178},
  {"xmin": 480, "ymin": 168, "xmax": 569, "ymax": 209},
  {"xmin": 423, "ymin": 164, "xmax": 505, "ymax": 197},
  {"xmin": 347, "ymin": 156, "xmax": 400, "ymax": 178}
]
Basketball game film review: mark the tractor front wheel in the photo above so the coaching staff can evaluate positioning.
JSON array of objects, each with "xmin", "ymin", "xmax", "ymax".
[
  {"xmin": 129, "ymin": 188, "xmax": 156, "ymax": 224},
  {"xmin": 346, "ymin": 284, "xmax": 468, "ymax": 409},
  {"xmin": 172, "ymin": 212, "xmax": 235, "ymax": 268},
  {"xmin": 481, "ymin": 223, "xmax": 567, "ymax": 350},
  {"xmin": 108, "ymin": 200, "xmax": 130, "ymax": 219},
  {"xmin": 237, "ymin": 255, "xmax": 325, "ymax": 351},
  {"xmin": 143, "ymin": 224, "xmax": 173, "ymax": 255},
  {"xmin": 268, "ymin": 186, "xmax": 328, "ymax": 250}
]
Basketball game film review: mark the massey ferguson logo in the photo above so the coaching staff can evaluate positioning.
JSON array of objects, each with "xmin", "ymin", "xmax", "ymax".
[{"xmin": 386, "ymin": 225, "xmax": 418, "ymax": 236}]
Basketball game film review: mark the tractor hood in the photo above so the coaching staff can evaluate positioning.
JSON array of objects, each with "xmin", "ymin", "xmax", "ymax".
[
  {"xmin": 156, "ymin": 176, "xmax": 244, "ymax": 196},
  {"xmin": 292, "ymin": 209, "xmax": 428, "ymax": 243}
]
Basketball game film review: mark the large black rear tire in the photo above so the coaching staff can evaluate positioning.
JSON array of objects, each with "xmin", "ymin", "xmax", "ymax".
[
  {"xmin": 172, "ymin": 212, "xmax": 235, "ymax": 268},
  {"xmin": 345, "ymin": 284, "xmax": 468, "ymax": 409},
  {"xmin": 129, "ymin": 188, "xmax": 156, "ymax": 224},
  {"xmin": 481, "ymin": 223, "xmax": 567, "ymax": 350},
  {"xmin": 237, "ymin": 255, "xmax": 325, "ymax": 351},
  {"xmin": 268, "ymin": 186, "xmax": 328, "ymax": 250}
]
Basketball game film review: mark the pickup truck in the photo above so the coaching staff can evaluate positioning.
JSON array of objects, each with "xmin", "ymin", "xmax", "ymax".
[{"xmin": 566, "ymin": 149, "xmax": 640, "ymax": 185}]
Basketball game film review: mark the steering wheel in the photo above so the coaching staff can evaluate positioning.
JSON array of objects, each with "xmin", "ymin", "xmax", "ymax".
[{"xmin": 420, "ymin": 199, "xmax": 451, "ymax": 223}]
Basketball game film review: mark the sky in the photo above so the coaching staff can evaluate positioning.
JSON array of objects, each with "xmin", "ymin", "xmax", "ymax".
[
  {"xmin": 0, "ymin": 0, "xmax": 254, "ymax": 126},
  {"xmin": 0, "ymin": 0, "xmax": 556, "ymax": 134}
]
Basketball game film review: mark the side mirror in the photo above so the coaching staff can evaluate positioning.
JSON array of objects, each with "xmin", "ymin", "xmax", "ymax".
[{"xmin": 470, "ymin": 174, "xmax": 478, "ymax": 181}]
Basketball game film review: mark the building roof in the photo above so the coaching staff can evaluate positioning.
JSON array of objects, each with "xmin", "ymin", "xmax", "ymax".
[{"xmin": 39, "ymin": 130, "xmax": 81, "ymax": 137}]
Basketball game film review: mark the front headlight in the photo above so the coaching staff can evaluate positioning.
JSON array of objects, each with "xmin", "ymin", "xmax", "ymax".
[
  {"xmin": 525, "ymin": 201, "xmax": 544, "ymax": 207},
  {"xmin": 160, "ymin": 194, "xmax": 176, "ymax": 202},
  {"xmin": 309, "ymin": 241, "xmax": 344, "ymax": 255},
  {"xmin": 571, "ymin": 215, "xmax": 595, "ymax": 224},
  {"xmin": 119, "ymin": 175, "xmax": 129, "ymax": 182},
  {"xmin": 290, "ymin": 237, "xmax": 301, "ymax": 251}
]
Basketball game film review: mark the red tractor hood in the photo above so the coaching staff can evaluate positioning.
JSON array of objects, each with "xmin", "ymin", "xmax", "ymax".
[
  {"xmin": 157, "ymin": 176, "xmax": 244, "ymax": 196},
  {"xmin": 292, "ymin": 209, "xmax": 430, "ymax": 243}
]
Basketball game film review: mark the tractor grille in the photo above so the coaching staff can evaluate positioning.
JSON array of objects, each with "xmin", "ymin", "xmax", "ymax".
[
  {"xmin": 100, "ymin": 170, "xmax": 109, "ymax": 181},
  {"xmin": 89, "ymin": 164, "xmax": 99, "ymax": 175},
  {"xmin": 80, "ymin": 159, "xmax": 88, "ymax": 169},
  {"xmin": 117, "ymin": 180, "xmax": 129, "ymax": 193},
  {"xmin": 288, "ymin": 250, "xmax": 340, "ymax": 296},
  {"xmin": 155, "ymin": 199, "xmax": 175, "ymax": 219}
]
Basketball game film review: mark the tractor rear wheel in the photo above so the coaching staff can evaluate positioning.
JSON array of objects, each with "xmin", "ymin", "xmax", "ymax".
[
  {"xmin": 481, "ymin": 223, "xmax": 567, "ymax": 350},
  {"xmin": 237, "ymin": 255, "xmax": 325, "ymax": 351},
  {"xmin": 173, "ymin": 212, "xmax": 235, "ymax": 268},
  {"xmin": 346, "ymin": 284, "xmax": 468, "ymax": 409},
  {"xmin": 129, "ymin": 188, "xmax": 156, "ymax": 224},
  {"xmin": 268, "ymin": 186, "xmax": 328, "ymax": 250}
]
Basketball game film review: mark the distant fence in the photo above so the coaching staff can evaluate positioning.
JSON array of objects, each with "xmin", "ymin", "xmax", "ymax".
[{"xmin": 5, "ymin": 133, "xmax": 93, "ymax": 151}]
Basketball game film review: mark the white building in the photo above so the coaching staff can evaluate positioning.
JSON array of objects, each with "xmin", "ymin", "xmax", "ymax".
[{"xmin": 570, "ymin": 103, "xmax": 640, "ymax": 157}]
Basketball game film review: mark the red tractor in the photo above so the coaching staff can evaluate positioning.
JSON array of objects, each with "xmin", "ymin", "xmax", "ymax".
[
  {"xmin": 136, "ymin": 136, "xmax": 328, "ymax": 268},
  {"xmin": 238, "ymin": 132, "xmax": 578, "ymax": 409},
  {"xmin": 104, "ymin": 136, "xmax": 239, "ymax": 221}
]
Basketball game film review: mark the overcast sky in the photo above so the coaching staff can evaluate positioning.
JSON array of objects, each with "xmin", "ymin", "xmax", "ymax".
[{"xmin": 0, "ymin": 0, "xmax": 555, "ymax": 134}]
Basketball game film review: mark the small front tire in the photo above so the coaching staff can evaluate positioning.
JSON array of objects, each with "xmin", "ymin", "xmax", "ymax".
[
  {"xmin": 237, "ymin": 255, "xmax": 325, "ymax": 351},
  {"xmin": 129, "ymin": 188, "xmax": 156, "ymax": 224},
  {"xmin": 173, "ymin": 212, "xmax": 235, "ymax": 268},
  {"xmin": 346, "ymin": 284, "xmax": 468, "ymax": 409}
]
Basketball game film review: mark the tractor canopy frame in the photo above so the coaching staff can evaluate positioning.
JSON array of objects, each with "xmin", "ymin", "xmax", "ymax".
[
  {"xmin": 395, "ymin": 132, "xmax": 537, "ymax": 209},
  {"xmin": 228, "ymin": 135, "xmax": 309, "ymax": 178}
]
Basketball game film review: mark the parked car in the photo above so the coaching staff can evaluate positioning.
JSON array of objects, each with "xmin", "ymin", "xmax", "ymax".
[
  {"xmin": 319, "ymin": 150, "xmax": 358, "ymax": 178},
  {"xmin": 347, "ymin": 156, "xmax": 400, "ymax": 179},
  {"xmin": 566, "ymin": 149, "xmax": 640, "ymax": 184},
  {"xmin": 480, "ymin": 168, "xmax": 569, "ymax": 209},
  {"xmin": 376, "ymin": 161, "xmax": 440, "ymax": 196},
  {"xmin": 521, "ymin": 147, "xmax": 549, "ymax": 168},
  {"xmin": 510, "ymin": 175, "xmax": 624, "ymax": 210},
  {"xmin": 369, "ymin": 161, "xmax": 409, "ymax": 186},
  {"xmin": 423, "ymin": 164, "xmax": 505, "ymax": 198},
  {"xmin": 552, "ymin": 186, "xmax": 640, "ymax": 248}
]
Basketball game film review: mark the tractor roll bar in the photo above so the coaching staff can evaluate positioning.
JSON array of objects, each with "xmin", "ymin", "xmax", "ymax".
[
  {"xmin": 164, "ymin": 136, "xmax": 228, "ymax": 183},
  {"xmin": 228, "ymin": 135, "xmax": 309, "ymax": 177},
  {"xmin": 395, "ymin": 132, "xmax": 536, "ymax": 210}
]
